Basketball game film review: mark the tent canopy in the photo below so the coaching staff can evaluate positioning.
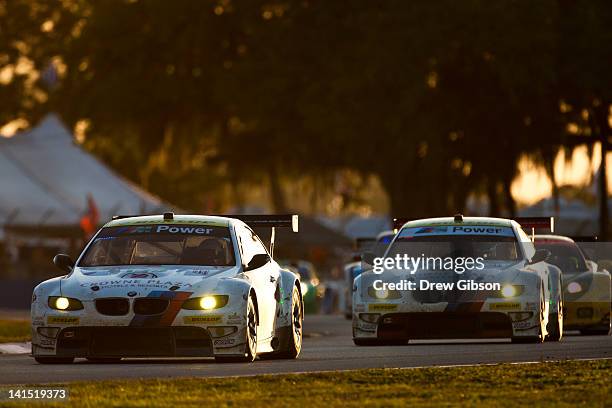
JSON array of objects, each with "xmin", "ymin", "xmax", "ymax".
[{"xmin": 0, "ymin": 114, "xmax": 170, "ymax": 228}]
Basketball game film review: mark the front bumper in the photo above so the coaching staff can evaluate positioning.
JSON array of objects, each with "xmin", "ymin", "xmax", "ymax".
[
  {"xmin": 373, "ymin": 312, "xmax": 513, "ymax": 339},
  {"xmin": 35, "ymin": 326, "xmax": 213, "ymax": 358},
  {"xmin": 352, "ymin": 300, "xmax": 542, "ymax": 340}
]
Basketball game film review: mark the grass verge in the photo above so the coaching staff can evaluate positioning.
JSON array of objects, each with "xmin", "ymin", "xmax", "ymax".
[
  {"xmin": 0, "ymin": 359, "xmax": 610, "ymax": 407},
  {"xmin": 0, "ymin": 320, "xmax": 30, "ymax": 343}
]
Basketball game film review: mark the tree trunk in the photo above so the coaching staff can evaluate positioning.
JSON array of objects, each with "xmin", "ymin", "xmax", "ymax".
[
  {"xmin": 487, "ymin": 178, "xmax": 500, "ymax": 217},
  {"xmin": 268, "ymin": 163, "xmax": 287, "ymax": 213}
]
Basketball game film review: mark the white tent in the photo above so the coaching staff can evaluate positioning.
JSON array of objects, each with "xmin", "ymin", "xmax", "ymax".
[{"xmin": 0, "ymin": 114, "xmax": 169, "ymax": 230}]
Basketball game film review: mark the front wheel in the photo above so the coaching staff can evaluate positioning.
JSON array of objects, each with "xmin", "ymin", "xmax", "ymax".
[
  {"xmin": 546, "ymin": 284, "xmax": 563, "ymax": 342},
  {"xmin": 278, "ymin": 285, "xmax": 303, "ymax": 359},
  {"xmin": 215, "ymin": 295, "xmax": 257, "ymax": 363}
]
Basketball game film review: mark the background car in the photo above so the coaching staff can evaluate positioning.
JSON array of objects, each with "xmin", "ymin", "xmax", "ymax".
[
  {"xmin": 281, "ymin": 260, "xmax": 322, "ymax": 314},
  {"xmin": 535, "ymin": 235, "xmax": 611, "ymax": 335},
  {"xmin": 353, "ymin": 216, "xmax": 562, "ymax": 345},
  {"xmin": 344, "ymin": 230, "xmax": 395, "ymax": 319}
]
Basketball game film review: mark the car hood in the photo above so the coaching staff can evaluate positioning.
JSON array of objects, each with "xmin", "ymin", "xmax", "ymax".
[{"xmin": 61, "ymin": 265, "xmax": 240, "ymax": 299}]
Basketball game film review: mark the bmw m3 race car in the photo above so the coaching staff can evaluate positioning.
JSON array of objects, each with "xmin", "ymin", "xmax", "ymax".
[
  {"xmin": 534, "ymin": 235, "xmax": 611, "ymax": 335},
  {"xmin": 344, "ymin": 230, "xmax": 396, "ymax": 319},
  {"xmin": 352, "ymin": 216, "xmax": 563, "ymax": 345},
  {"xmin": 31, "ymin": 213, "xmax": 303, "ymax": 363}
]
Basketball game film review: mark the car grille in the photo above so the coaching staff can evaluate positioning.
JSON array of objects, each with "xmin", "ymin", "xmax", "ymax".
[
  {"xmin": 95, "ymin": 298, "xmax": 130, "ymax": 316},
  {"xmin": 56, "ymin": 327, "xmax": 213, "ymax": 357},
  {"xmin": 134, "ymin": 298, "xmax": 169, "ymax": 315}
]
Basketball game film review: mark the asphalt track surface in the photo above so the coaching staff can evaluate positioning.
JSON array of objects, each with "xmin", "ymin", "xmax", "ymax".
[{"xmin": 0, "ymin": 315, "xmax": 610, "ymax": 384}]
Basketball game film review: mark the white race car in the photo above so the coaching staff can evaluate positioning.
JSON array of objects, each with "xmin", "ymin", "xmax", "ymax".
[
  {"xmin": 31, "ymin": 213, "xmax": 303, "ymax": 363},
  {"xmin": 352, "ymin": 215, "xmax": 563, "ymax": 345}
]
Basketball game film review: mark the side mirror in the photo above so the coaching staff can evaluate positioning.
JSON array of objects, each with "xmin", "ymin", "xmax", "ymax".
[
  {"xmin": 529, "ymin": 249, "xmax": 550, "ymax": 265},
  {"xmin": 53, "ymin": 254, "xmax": 75, "ymax": 273},
  {"xmin": 244, "ymin": 254, "xmax": 270, "ymax": 271},
  {"xmin": 362, "ymin": 252, "xmax": 375, "ymax": 265}
]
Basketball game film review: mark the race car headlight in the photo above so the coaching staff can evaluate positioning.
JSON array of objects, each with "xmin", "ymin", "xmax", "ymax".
[
  {"xmin": 499, "ymin": 285, "xmax": 524, "ymax": 298},
  {"xmin": 300, "ymin": 282, "xmax": 309, "ymax": 295},
  {"xmin": 182, "ymin": 295, "xmax": 229, "ymax": 310},
  {"xmin": 367, "ymin": 286, "xmax": 401, "ymax": 299},
  {"xmin": 48, "ymin": 296, "xmax": 83, "ymax": 311},
  {"xmin": 567, "ymin": 282, "xmax": 582, "ymax": 294}
]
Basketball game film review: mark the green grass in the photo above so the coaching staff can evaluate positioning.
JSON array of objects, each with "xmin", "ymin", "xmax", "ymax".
[
  {"xmin": 0, "ymin": 320, "xmax": 30, "ymax": 343},
  {"xmin": 1, "ymin": 359, "xmax": 610, "ymax": 407}
]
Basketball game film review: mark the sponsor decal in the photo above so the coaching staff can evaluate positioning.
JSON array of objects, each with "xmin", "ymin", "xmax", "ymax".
[
  {"xmin": 415, "ymin": 226, "xmax": 448, "ymax": 234},
  {"xmin": 39, "ymin": 338, "xmax": 56, "ymax": 347},
  {"xmin": 489, "ymin": 302, "xmax": 521, "ymax": 311},
  {"xmin": 213, "ymin": 338, "xmax": 235, "ymax": 346},
  {"xmin": 185, "ymin": 270, "xmax": 209, "ymax": 276},
  {"xmin": 226, "ymin": 312, "xmax": 243, "ymax": 324},
  {"xmin": 400, "ymin": 225, "xmax": 515, "ymax": 238},
  {"xmin": 47, "ymin": 316, "xmax": 79, "ymax": 325},
  {"xmin": 127, "ymin": 291, "xmax": 137, "ymax": 297},
  {"xmin": 155, "ymin": 225, "xmax": 216, "ymax": 234},
  {"xmin": 183, "ymin": 315, "xmax": 223, "ymax": 324},
  {"xmin": 115, "ymin": 226, "xmax": 153, "ymax": 234},
  {"xmin": 368, "ymin": 304, "xmax": 398, "ymax": 312},
  {"xmin": 513, "ymin": 320, "xmax": 534, "ymax": 329},
  {"xmin": 525, "ymin": 302, "xmax": 537, "ymax": 311},
  {"xmin": 120, "ymin": 272, "xmax": 158, "ymax": 279},
  {"xmin": 80, "ymin": 280, "xmax": 192, "ymax": 289}
]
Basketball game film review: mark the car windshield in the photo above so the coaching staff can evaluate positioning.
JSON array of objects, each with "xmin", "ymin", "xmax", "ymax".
[
  {"xmin": 79, "ymin": 224, "xmax": 236, "ymax": 267},
  {"xmin": 534, "ymin": 242, "xmax": 587, "ymax": 274},
  {"xmin": 387, "ymin": 225, "xmax": 521, "ymax": 261}
]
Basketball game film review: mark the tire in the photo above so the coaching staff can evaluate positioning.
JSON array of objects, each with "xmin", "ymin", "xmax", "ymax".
[
  {"xmin": 34, "ymin": 356, "xmax": 74, "ymax": 364},
  {"xmin": 215, "ymin": 294, "xmax": 257, "ymax": 363},
  {"xmin": 86, "ymin": 357, "xmax": 122, "ymax": 363},
  {"xmin": 276, "ymin": 285, "xmax": 303, "ymax": 359},
  {"xmin": 546, "ymin": 280, "xmax": 563, "ymax": 342}
]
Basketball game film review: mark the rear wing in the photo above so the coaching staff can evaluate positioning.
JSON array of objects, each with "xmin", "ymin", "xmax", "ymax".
[
  {"xmin": 224, "ymin": 214, "xmax": 299, "ymax": 258},
  {"xmin": 514, "ymin": 217, "xmax": 554, "ymax": 240}
]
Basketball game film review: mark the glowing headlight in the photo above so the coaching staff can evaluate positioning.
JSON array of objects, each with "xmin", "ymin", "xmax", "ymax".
[
  {"xmin": 181, "ymin": 295, "xmax": 229, "ymax": 310},
  {"xmin": 375, "ymin": 289, "xmax": 389, "ymax": 299},
  {"xmin": 56, "ymin": 297, "xmax": 70, "ymax": 310},
  {"xmin": 200, "ymin": 296, "xmax": 217, "ymax": 310},
  {"xmin": 48, "ymin": 296, "xmax": 83, "ymax": 311},
  {"xmin": 567, "ymin": 282, "xmax": 582, "ymax": 294},
  {"xmin": 300, "ymin": 282, "xmax": 309, "ymax": 295},
  {"xmin": 501, "ymin": 285, "xmax": 517, "ymax": 298},
  {"xmin": 367, "ymin": 286, "xmax": 402, "ymax": 299}
]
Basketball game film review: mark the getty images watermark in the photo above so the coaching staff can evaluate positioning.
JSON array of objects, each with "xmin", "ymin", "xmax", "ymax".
[{"xmin": 369, "ymin": 255, "xmax": 502, "ymax": 291}]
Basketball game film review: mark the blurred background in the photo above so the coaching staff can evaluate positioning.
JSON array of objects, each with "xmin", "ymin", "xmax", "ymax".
[{"xmin": 0, "ymin": 0, "xmax": 610, "ymax": 312}]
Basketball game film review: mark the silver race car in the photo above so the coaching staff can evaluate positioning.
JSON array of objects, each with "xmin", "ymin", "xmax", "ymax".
[{"xmin": 31, "ymin": 213, "xmax": 303, "ymax": 363}]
